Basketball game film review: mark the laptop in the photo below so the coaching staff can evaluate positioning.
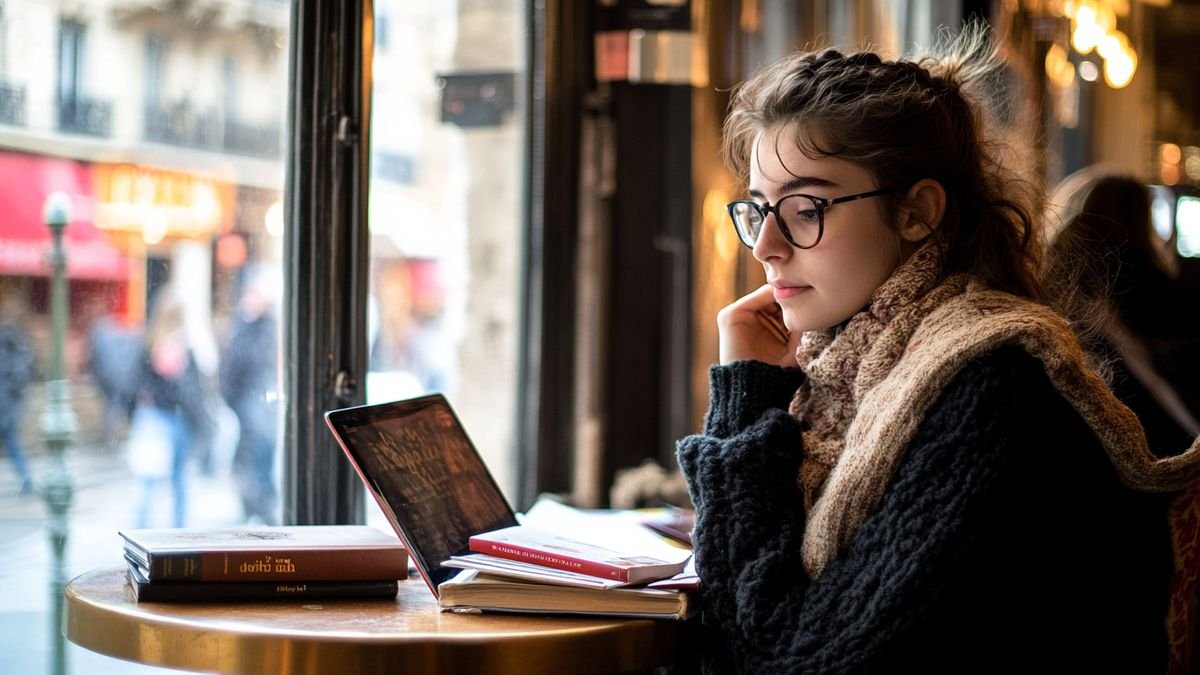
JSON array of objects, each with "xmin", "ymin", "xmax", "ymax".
[{"xmin": 324, "ymin": 394, "xmax": 519, "ymax": 598}]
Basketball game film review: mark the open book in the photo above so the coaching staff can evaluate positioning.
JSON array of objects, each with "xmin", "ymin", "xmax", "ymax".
[
  {"xmin": 466, "ymin": 498, "xmax": 691, "ymax": 584},
  {"xmin": 441, "ymin": 501, "xmax": 696, "ymax": 618},
  {"xmin": 326, "ymin": 394, "xmax": 696, "ymax": 620},
  {"xmin": 438, "ymin": 569, "xmax": 693, "ymax": 620}
]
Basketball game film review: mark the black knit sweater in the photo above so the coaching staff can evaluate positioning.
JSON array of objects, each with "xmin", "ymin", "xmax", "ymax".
[{"xmin": 675, "ymin": 346, "xmax": 1173, "ymax": 674}]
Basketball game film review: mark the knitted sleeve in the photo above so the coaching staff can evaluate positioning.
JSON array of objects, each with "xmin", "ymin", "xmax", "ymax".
[
  {"xmin": 676, "ymin": 353, "xmax": 1018, "ymax": 673},
  {"xmin": 702, "ymin": 360, "xmax": 806, "ymax": 439}
]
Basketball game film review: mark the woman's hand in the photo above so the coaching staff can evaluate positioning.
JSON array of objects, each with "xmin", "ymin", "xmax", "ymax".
[{"xmin": 716, "ymin": 284, "xmax": 803, "ymax": 367}]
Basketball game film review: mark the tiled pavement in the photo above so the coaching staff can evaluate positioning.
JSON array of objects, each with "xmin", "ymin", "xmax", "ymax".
[{"xmin": 0, "ymin": 445, "xmax": 243, "ymax": 674}]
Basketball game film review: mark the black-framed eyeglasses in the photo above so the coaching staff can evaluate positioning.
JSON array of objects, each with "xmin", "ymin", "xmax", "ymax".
[{"xmin": 726, "ymin": 186, "xmax": 908, "ymax": 249}]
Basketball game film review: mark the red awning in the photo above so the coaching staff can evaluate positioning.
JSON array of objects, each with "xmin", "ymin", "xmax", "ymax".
[{"xmin": 0, "ymin": 150, "xmax": 129, "ymax": 280}]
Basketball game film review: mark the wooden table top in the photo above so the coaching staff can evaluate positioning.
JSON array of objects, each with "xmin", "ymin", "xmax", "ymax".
[{"xmin": 64, "ymin": 566, "xmax": 683, "ymax": 675}]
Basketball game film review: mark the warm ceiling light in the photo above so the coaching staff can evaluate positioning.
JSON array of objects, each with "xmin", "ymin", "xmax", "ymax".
[
  {"xmin": 1097, "ymin": 30, "xmax": 1126, "ymax": 60},
  {"xmin": 1045, "ymin": 43, "xmax": 1077, "ymax": 88},
  {"xmin": 1161, "ymin": 143, "xmax": 1182, "ymax": 165},
  {"xmin": 1103, "ymin": 45, "xmax": 1137, "ymax": 88},
  {"xmin": 1094, "ymin": 2, "xmax": 1117, "ymax": 31},
  {"xmin": 1185, "ymin": 156, "xmax": 1200, "ymax": 180},
  {"xmin": 1071, "ymin": 11, "xmax": 1104, "ymax": 54},
  {"xmin": 1078, "ymin": 60, "xmax": 1100, "ymax": 82}
]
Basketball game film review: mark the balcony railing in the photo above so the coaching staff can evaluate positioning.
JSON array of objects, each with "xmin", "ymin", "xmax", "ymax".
[
  {"xmin": 0, "ymin": 82, "xmax": 26, "ymax": 126},
  {"xmin": 144, "ymin": 103, "xmax": 222, "ymax": 150},
  {"xmin": 58, "ymin": 96, "xmax": 114, "ymax": 137},
  {"xmin": 143, "ymin": 101, "xmax": 280, "ymax": 159},
  {"xmin": 223, "ymin": 119, "xmax": 281, "ymax": 159}
]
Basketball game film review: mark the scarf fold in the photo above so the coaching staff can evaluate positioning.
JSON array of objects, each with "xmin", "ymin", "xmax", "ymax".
[{"xmin": 791, "ymin": 241, "xmax": 1200, "ymax": 578}]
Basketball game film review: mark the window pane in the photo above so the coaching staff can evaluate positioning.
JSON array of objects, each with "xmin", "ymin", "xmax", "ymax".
[
  {"xmin": 366, "ymin": 0, "xmax": 526, "ymax": 513},
  {"xmin": 0, "ymin": 2, "xmax": 291, "ymax": 672}
]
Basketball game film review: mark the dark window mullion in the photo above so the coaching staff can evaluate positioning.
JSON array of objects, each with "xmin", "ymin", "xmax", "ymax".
[
  {"xmin": 283, "ymin": 0, "xmax": 372, "ymax": 525},
  {"xmin": 517, "ymin": 0, "xmax": 589, "ymax": 509}
]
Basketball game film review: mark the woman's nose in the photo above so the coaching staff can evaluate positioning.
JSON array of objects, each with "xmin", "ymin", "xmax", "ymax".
[{"xmin": 752, "ymin": 213, "xmax": 789, "ymax": 262}]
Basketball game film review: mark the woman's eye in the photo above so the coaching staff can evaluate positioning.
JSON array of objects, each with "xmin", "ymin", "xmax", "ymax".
[{"xmin": 792, "ymin": 208, "xmax": 820, "ymax": 224}]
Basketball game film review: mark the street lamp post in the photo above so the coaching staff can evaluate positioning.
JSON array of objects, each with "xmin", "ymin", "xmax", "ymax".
[{"xmin": 40, "ymin": 192, "xmax": 76, "ymax": 675}]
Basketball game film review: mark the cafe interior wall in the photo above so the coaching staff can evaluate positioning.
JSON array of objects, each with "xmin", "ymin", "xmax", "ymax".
[{"xmin": 999, "ymin": 1, "xmax": 1160, "ymax": 189}]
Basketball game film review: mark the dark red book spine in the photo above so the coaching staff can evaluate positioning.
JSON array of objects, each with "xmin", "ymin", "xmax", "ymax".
[
  {"xmin": 467, "ymin": 536, "xmax": 632, "ymax": 581},
  {"xmin": 145, "ymin": 549, "xmax": 408, "ymax": 582}
]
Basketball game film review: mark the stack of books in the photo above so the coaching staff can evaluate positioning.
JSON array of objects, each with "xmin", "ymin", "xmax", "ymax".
[
  {"xmin": 436, "ymin": 501, "xmax": 698, "ymax": 619},
  {"xmin": 119, "ymin": 525, "xmax": 410, "ymax": 603}
]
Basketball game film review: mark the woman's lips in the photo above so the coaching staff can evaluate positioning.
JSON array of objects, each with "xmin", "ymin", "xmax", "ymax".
[{"xmin": 772, "ymin": 283, "xmax": 811, "ymax": 301}]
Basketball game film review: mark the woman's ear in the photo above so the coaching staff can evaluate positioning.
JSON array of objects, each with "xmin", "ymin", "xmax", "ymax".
[{"xmin": 897, "ymin": 178, "xmax": 946, "ymax": 242}]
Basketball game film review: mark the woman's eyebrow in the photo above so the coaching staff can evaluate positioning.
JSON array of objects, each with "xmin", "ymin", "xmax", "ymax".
[{"xmin": 748, "ymin": 176, "xmax": 839, "ymax": 199}]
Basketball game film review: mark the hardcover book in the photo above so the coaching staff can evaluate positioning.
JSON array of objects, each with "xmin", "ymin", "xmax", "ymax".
[
  {"xmin": 119, "ymin": 525, "xmax": 409, "ymax": 583},
  {"xmin": 125, "ymin": 561, "xmax": 400, "ymax": 603},
  {"xmin": 468, "ymin": 526, "xmax": 688, "ymax": 583},
  {"xmin": 443, "ymin": 552, "xmax": 699, "ymax": 590},
  {"xmin": 443, "ymin": 553, "xmax": 633, "ymax": 589}
]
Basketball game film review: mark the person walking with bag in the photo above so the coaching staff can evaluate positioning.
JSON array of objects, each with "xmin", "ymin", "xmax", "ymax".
[
  {"xmin": 219, "ymin": 266, "xmax": 280, "ymax": 525},
  {"xmin": 129, "ymin": 286, "xmax": 207, "ymax": 528}
]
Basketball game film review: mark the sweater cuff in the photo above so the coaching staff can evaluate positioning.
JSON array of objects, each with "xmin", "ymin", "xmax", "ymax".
[{"xmin": 704, "ymin": 360, "xmax": 805, "ymax": 438}]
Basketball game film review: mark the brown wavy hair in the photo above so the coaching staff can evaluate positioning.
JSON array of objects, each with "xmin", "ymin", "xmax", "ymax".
[{"xmin": 722, "ymin": 25, "xmax": 1043, "ymax": 299}]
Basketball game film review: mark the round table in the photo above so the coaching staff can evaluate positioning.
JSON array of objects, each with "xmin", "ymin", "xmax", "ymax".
[{"xmin": 64, "ymin": 566, "xmax": 682, "ymax": 674}]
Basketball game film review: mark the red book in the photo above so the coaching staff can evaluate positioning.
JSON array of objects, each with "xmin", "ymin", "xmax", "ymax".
[
  {"xmin": 119, "ymin": 525, "xmax": 409, "ymax": 582},
  {"xmin": 468, "ymin": 526, "xmax": 688, "ymax": 583}
]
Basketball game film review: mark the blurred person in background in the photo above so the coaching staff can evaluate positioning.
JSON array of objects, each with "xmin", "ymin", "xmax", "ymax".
[
  {"xmin": 1044, "ymin": 167, "xmax": 1200, "ymax": 452},
  {"xmin": 0, "ymin": 294, "xmax": 36, "ymax": 496},
  {"xmin": 86, "ymin": 309, "xmax": 145, "ymax": 448},
  {"xmin": 370, "ymin": 258, "xmax": 454, "ymax": 395},
  {"xmin": 219, "ymin": 265, "xmax": 280, "ymax": 525},
  {"xmin": 130, "ymin": 285, "xmax": 210, "ymax": 527}
]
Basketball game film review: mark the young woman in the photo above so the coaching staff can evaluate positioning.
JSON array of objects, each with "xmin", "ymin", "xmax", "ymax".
[{"xmin": 675, "ymin": 30, "xmax": 1200, "ymax": 673}]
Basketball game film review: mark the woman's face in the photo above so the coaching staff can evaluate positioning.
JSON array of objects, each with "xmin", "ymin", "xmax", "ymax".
[{"xmin": 749, "ymin": 127, "xmax": 906, "ymax": 333}]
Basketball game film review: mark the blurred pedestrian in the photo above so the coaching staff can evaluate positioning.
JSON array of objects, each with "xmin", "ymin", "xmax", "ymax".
[
  {"xmin": 0, "ymin": 296, "xmax": 36, "ymax": 496},
  {"xmin": 219, "ymin": 266, "xmax": 279, "ymax": 525},
  {"xmin": 129, "ymin": 286, "xmax": 208, "ymax": 528},
  {"xmin": 369, "ymin": 258, "xmax": 454, "ymax": 394},
  {"xmin": 86, "ymin": 312, "xmax": 144, "ymax": 448}
]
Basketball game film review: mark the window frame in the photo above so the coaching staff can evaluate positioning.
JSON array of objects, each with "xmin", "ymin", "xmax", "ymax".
[
  {"xmin": 514, "ymin": 0, "xmax": 587, "ymax": 508},
  {"xmin": 282, "ymin": 0, "xmax": 372, "ymax": 525},
  {"xmin": 283, "ymin": 0, "xmax": 578, "ymax": 520}
]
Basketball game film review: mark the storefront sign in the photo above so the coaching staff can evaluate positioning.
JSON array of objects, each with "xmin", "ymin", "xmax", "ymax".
[{"xmin": 92, "ymin": 164, "xmax": 234, "ymax": 241}]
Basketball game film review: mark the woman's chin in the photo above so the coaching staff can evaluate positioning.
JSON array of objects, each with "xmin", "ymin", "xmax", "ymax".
[{"xmin": 783, "ymin": 309, "xmax": 853, "ymax": 335}]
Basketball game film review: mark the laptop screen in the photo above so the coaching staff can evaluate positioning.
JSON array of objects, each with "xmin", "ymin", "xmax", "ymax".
[{"xmin": 325, "ymin": 394, "xmax": 518, "ymax": 596}]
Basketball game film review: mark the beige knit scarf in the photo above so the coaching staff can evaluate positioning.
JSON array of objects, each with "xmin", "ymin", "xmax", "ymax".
[{"xmin": 791, "ymin": 242, "xmax": 1200, "ymax": 579}]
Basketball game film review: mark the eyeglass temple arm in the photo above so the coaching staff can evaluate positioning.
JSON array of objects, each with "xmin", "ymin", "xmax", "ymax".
[{"xmin": 826, "ymin": 186, "xmax": 904, "ymax": 206}]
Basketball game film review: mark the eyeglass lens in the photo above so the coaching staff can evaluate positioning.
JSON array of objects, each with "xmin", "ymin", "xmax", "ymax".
[{"xmin": 730, "ymin": 195, "xmax": 823, "ymax": 248}]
